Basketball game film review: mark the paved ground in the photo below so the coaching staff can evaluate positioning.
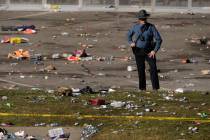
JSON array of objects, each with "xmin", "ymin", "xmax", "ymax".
[
  {"xmin": 3, "ymin": 127, "xmax": 81, "ymax": 140},
  {"xmin": 0, "ymin": 11, "xmax": 209, "ymax": 92}
]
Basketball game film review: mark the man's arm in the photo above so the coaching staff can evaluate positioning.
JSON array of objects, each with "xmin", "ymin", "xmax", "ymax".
[
  {"xmin": 127, "ymin": 26, "xmax": 135, "ymax": 45},
  {"xmin": 152, "ymin": 25, "xmax": 162, "ymax": 52}
]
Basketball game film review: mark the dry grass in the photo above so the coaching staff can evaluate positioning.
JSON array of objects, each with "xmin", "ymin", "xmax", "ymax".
[{"xmin": 0, "ymin": 89, "xmax": 209, "ymax": 140}]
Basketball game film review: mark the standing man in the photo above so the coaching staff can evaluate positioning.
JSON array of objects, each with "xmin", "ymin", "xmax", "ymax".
[{"xmin": 127, "ymin": 10, "xmax": 162, "ymax": 91}]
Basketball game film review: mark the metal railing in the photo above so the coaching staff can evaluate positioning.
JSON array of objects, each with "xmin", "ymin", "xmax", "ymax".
[{"xmin": 0, "ymin": 0, "xmax": 209, "ymax": 13}]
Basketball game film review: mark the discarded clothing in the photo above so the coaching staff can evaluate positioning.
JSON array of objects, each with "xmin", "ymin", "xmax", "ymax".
[
  {"xmin": 201, "ymin": 70, "xmax": 210, "ymax": 75},
  {"xmin": 16, "ymin": 25, "xmax": 36, "ymax": 31},
  {"xmin": 22, "ymin": 29, "xmax": 36, "ymax": 34},
  {"xmin": 73, "ymin": 49, "xmax": 88, "ymax": 57},
  {"xmin": 89, "ymin": 99, "xmax": 106, "ymax": 106},
  {"xmin": 1, "ymin": 37, "xmax": 29, "ymax": 44},
  {"xmin": 56, "ymin": 87, "xmax": 72, "ymax": 96},
  {"xmin": 80, "ymin": 86, "xmax": 94, "ymax": 94},
  {"xmin": 1, "ymin": 25, "xmax": 36, "ymax": 32},
  {"xmin": 8, "ymin": 49, "xmax": 30, "ymax": 60},
  {"xmin": 67, "ymin": 56, "xmax": 80, "ymax": 61},
  {"xmin": 65, "ymin": 49, "xmax": 90, "ymax": 62}
]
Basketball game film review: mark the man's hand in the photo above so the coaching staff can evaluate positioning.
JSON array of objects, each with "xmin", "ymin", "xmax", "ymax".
[
  {"xmin": 148, "ymin": 51, "xmax": 156, "ymax": 58},
  {"xmin": 130, "ymin": 43, "xmax": 136, "ymax": 48}
]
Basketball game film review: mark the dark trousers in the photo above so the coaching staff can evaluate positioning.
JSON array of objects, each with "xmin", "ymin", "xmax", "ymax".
[{"xmin": 133, "ymin": 48, "xmax": 160, "ymax": 90}]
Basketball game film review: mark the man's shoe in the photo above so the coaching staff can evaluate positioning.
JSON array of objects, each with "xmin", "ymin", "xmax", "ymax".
[{"xmin": 137, "ymin": 89, "xmax": 146, "ymax": 92}]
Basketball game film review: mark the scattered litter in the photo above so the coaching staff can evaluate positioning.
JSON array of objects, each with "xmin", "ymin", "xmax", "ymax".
[
  {"xmin": 164, "ymin": 96, "xmax": 174, "ymax": 101},
  {"xmin": 118, "ymin": 45, "xmax": 127, "ymax": 51},
  {"xmin": 44, "ymin": 65, "xmax": 57, "ymax": 72},
  {"xmin": 31, "ymin": 88, "xmax": 41, "ymax": 91},
  {"xmin": 207, "ymin": 41, "xmax": 210, "ymax": 46},
  {"xmin": 67, "ymin": 56, "xmax": 80, "ymax": 61},
  {"xmin": 0, "ymin": 128, "xmax": 7, "ymax": 139},
  {"xmin": 89, "ymin": 99, "xmax": 106, "ymax": 106},
  {"xmin": 100, "ymin": 105, "xmax": 108, "ymax": 109},
  {"xmin": 125, "ymin": 102, "xmax": 138, "ymax": 110},
  {"xmin": 160, "ymin": 25, "xmax": 171, "ymax": 29},
  {"xmin": 186, "ymin": 36, "xmax": 208, "ymax": 45},
  {"xmin": 20, "ymin": 75, "xmax": 25, "ymax": 79},
  {"xmin": 30, "ymin": 54, "xmax": 43, "ymax": 64},
  {"xmin": 99, "ymin": 89, "xmax": 108, "ymax": 94},
  {"xmin": 97, "ymin": 72, "xmax": 106, "ymax": 76},
  {"xmin": 0, "ymin": 132, "xmax": 4, "ymax": 139},
  {"xmin": 61, "ymin": 32, "xmax": 69, "ymax": 36},
  {"xmin": 107, "ymin": 5, "xmax": 115, "ymax": 8},
  {"xmin": 16, "ymin": 25, "xmax": 36, "ymax": 32},
  {"xmin": 80, "ymin": 86, "xmax": 94, "ymax": 94},
  {"xmin": 185, "ymin": 83, "xmax": 194, "ymax": 87},
  {"xmin": 26, "ymin": 135, "xmax": 36, "ymax": 140},
  {"xmin": 14, "ymin": 130, "xmax": 24, "ymax": 137},
  {"xmin": 200, "ymin": 37, "xmax": 208, "ymax": 45},
  {"xmin": 187, "ymin": 12, "xmax": 195, "ymax": 15},
  {"xmin": 108, "ymin": 88, "xmax": 116, "ymax": 93},
  {"xmin": 81, "ymin": 124, "xmax": 98, "ymax": 139},
  {"xmin": 48, "ymin": 128, "xmax": 64, "ymax": 139},
  {"xmin": 175, "ymin": 88, "xmax": 184, "ymax": 93},
  {"xmin": 5, "ymin": 103, "xmax": 12, "ymax": 108},
  {"xmin": 50, "ymin": 4, "xmax": 61, "ymax": 12},
  {"xmin": 72, "ymin": 88, "xmax": 80, "ymax": 93},
  {"xmin": 1, "ymin": 96, "xmax": 8, "ymax": 100},
  {"xmin": 66, "ymin": 49, "xmax": 91, "ymax": 62},
  {"xmin": 179, "ymin": 97, "xmax": 188, "ymax": 102},
  {"xmin": 47, "ymin": 89, "xmax": 55, "ymax": 94},
  {"xmin": 8, "ymin": 49, "xmax": 30, "ymax": 60},
  {"xmin": 0, "ymin": 128, "xmax": 7, "ymax": 135},
  {"xmin": 74, "ymin": 122, "xmax": 79, "ymax": 126},
  {"xmin": 44, "ymin": 76, "xmax": 49, "ymax": 80},
  {"xmin": 110, "ymin": 101, "xmax": 125, "ymax": 108},
  {"xmin": 136, "ymin": 112, "xmax": 144, "ymax": 116},
  {"xmin": 145, "ymin": 108, "xmax": 155, "ymax": 112},
  {"xmin": 78, "ymin": 33, "xmax": 91, "ymax": 37},
  {"xmin": 80, "ymin": 56, "xmax": 93, "ymax": 61},
  {"xmin": 50, "ymin": 123, "xmax": 59, "ymax": 127},
  {"xmin": 127, "ymin": 66, "xmax": 136, "ymax": 72},
  {"xmin": 56, "ymin": 87, "xmax": 73, "ymax": 96},
  {"xmin": 201, "ymin": 103, "xmax": 206, "ymax": 106},
  {"xmin": 0, "ymin": 122, "xmax": 14, "ymax": 127},
  {"xmin": 22, "ymin": 29, "xmax": 36, "ymax": 34},
  {"xmin": 34, "ymin": 123, "xmax": 46, "ymax": 127},
  {"xmin": 1, "ymin": 25, "xmax": 36, "ymax": 32},
  {"xmin": 1, "ymin": 37, "xmax": 29, "ymax": 44},
  {"xmin": 201, "ymin": 70, "xmax": 210, "ymax": 75},
  {"xmin": 52, "ymin": 53, "xmax": 60, "ymax": 59},
  {"xmin": 188, "ymin": 126, "xmax": 198, "ymax": 133},
  {"xmin": 52, "ymin": 35, "xmax": 57, "ymax": 39},
  {"xmin": 189, "ymin": 58, "xmax": 198, "ymax": 63},
  {"xmin": 197, "ymin": 112, "xmax": 208, "ymax": 119},
  {"xmin": 181, "ymin": 58, "xmax": 198, "ymax": 64}
]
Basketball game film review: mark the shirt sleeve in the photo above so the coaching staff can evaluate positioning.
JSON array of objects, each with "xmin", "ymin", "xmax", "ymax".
[
  {"xmin": 127, "ymin": 26, "xmax": 135, "ymax": 45},
  {"xmin": 151, "ymin": 25, "xmax": 162, "ymax": 52}
]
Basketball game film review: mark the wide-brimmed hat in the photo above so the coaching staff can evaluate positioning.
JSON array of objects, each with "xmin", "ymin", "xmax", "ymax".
[{"xmin": 137, "ymin": 10, "xmax": 150, "ymax": 19}]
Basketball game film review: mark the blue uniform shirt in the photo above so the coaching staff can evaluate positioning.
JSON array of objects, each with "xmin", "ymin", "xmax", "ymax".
[{"xmin": 127, "ymin": 23, "xmax": 162, "ymax": 52}]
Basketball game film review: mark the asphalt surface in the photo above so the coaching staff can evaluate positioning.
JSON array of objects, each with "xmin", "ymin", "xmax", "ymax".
[{"xmin": 0, "ymin": 11, "xmax": 209, "ymax": 91}]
